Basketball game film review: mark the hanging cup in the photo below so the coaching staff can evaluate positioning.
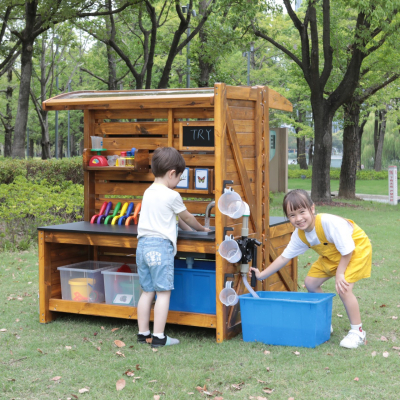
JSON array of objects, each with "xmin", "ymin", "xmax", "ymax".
[
  {"xmin": 219, "ymin": 281, "xmax": 239, "ymax": 306},
  {"xmin": 218, "ymin": 188, "xmax": 245, "ymax": 219},
  {"xmin": 218, "ymin": 235, "xmax": 242, "ymax": 263}
]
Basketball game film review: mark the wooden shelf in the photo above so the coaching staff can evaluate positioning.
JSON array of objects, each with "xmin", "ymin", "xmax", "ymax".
[{"xmin": 48, "ymin": 299, "xmax": 216, "ymax": 328}]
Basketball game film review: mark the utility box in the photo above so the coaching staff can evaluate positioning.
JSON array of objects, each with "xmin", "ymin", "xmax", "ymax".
[{"xmin": 269, "ymin": 127, "xmax": 288, "ymax": 193}]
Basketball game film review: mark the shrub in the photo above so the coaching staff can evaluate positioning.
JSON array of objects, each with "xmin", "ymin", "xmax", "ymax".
[
  {"xmin": 288, "ymin": 168, "xmax": 394, "ymax": 180},
  {"xmin": 0, "ymin": 157, "xmax": 84, "ymax": 185},
  {"xmin": 0, "ymin": 176, "xmax": 84, "ymax": 251}
]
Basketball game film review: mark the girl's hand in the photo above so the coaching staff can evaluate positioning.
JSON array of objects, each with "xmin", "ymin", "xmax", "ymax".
[
  {"xmin": 249, "ymin": 267, "xmax": 262, "ymax": 280},
  {"xmin": 335, "ymin": 273, "xmax": 349, "ymax": 294}
]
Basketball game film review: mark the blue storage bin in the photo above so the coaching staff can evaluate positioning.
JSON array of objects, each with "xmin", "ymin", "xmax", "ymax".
[
  {"xmin": 170, "ymin": 260, "xmax": 216, "ymax": 314},
  {"xmin": 239, "ymin": 291, "xmax": 335, "ymax": 348}
]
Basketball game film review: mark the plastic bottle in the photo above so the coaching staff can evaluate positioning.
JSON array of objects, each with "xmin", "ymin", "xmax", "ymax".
[
  {"xmin": 119, "ymin": 151, "xmax": 127, "ymax": 167},
  {"xmin": 125, "ymin": 151, "xmax": 134, "ymax": 166}
]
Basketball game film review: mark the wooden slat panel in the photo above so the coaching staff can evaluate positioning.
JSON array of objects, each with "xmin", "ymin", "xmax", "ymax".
[
  {"xmin": 226, "ymin": 158, "xmax": 255, "ymax": 172},
  {"xmin": 96, "ymin": 182, "xmax": 150, "ymax": 196},
  {"xmin": 269, "ymin": 242, "xmax": 295, "ymax": 291},
  {"xmin": 224, "ymin": 132, "xmax": 255, "ymax": 146},
  {"xmin": 225, "ymin": 170, "xmax": 256, "ymax": 185},
  {"xmin": 227, "ymin": 99, "xmax": 254, "ymax": 108},
  {"xmin": 232, "ymin": 120, "xmax": 255, "ymax": 133},
  {"xmin": 226, "ymin": 86, "xmax": 258, "ymax": 101},
  {"xmin": 94, "ymin": 109, "xmax": 168, "ymax": 120},
  {"xmin": 268, "ymin": 88, "xmax": 293, "ymax": 112},
  {"xmin": 48, "ymin": 299, "xmax": 217, "ymax": 327},
  {"xmin": 95, "ymin": 171, "xmax": 154, "ymax": 182},
  {"xmin": 226, "ymin": 146, "xmax": 255, "ymax": 159},
  {"xmin": 96, "ymin": 122, "xmax": 168, "ymax": 136},
  {"xmin": 148, "ymin": 152, "xmax": 215, "ymax": 167},
  {"xmin": 229, "ymin": 106, "xmax": 255, "ymax": 120},
  {"xmin": 103, "ymin": 137, "xmax": 168, "ymax": 150},
  {"xmin": 269, "ymin": 222, "xmax": 293, "ymax": 238},
  {"xmin": 174, "ymin": 108, "xmax": 214, "ymax": 119}
]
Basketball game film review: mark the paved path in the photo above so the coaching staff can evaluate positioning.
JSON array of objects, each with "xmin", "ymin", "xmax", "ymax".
[{"xmin": 306, "ymin": 191, "xmax": 400, "ymax": 204}]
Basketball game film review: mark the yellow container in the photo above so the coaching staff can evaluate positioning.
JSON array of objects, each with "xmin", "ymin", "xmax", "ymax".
[{"xmin": 69, "ymin": 277, "xmax": 95, "ymax": 301}]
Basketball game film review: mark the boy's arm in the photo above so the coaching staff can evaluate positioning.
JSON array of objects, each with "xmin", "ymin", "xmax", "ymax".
[
  {"xmin": 178, "ymin": 216, "xmax": 193, "ymax": 231},
  {"xmin": 178, "ymin": 210, "xmax": 210, "ymax": 232},
  {"xmin": 249, "ymin": 255, "xmax": 291, "ymax": 281}
]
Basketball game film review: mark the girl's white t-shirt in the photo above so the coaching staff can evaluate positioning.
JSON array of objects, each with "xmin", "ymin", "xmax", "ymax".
[
  {"xmin": 138, "ymin": 183, "xmax": 187, "ymax": 255},
  {"xmin": 281, "ymin": 213, "xmax": 355, "ymax": 259}
]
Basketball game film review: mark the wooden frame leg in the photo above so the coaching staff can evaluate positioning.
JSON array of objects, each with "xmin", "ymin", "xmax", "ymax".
[{"xmin": 38, "ymin": 231, "xmax": 56, "ymax": 323}]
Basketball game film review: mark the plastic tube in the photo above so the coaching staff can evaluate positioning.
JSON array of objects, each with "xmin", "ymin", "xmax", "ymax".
[{"xmin": 242, "ymin": 273, "xmax": 260, "ymax": 298}]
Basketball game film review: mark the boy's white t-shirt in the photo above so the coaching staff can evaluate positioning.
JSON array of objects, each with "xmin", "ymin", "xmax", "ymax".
[
  {"xmin": 138, "ymin": 183, "xmax": 187, "ymax": 255},
  {"xmin": 281, "ymin": 213, "xmax": 355, "ymax": 259}
]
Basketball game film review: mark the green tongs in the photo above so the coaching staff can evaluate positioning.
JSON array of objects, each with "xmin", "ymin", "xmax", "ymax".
[{"xmin": 104, "ymin": 202, "xmax": 122, "ymax": 224}]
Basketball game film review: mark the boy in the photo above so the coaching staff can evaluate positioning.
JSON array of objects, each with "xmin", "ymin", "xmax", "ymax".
[{"xmin": 136, "ymin": 147, "xmax": 210, "ymax": 347}]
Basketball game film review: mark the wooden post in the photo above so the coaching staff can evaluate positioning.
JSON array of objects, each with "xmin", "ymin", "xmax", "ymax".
[{"xmin": 214, "ymin": 83, "xmax": 227, "ymax": 343}]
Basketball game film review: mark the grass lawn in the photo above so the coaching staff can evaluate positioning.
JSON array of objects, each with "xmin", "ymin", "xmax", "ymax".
[
  {"xmin": 288, "ymin": 178, "xmax": 395, "ymax": 196},
  {"xmin": 1, "ymin": 197, "xmax": 400, "ymax": 399}
]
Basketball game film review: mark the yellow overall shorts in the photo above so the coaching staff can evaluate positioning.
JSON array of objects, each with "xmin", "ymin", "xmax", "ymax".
[{"xmin": 298, "ymin": 214, "xmax": 372, "ymax": 283}]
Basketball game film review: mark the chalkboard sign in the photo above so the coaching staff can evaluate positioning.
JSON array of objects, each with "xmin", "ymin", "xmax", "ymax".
[{"xmin": 179, "ymin": 122, "xmax": 215, "ymax": 151}]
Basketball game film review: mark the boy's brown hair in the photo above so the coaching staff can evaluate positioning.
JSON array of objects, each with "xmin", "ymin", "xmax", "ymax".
[
  {"xmin": 151, "ymin": 147, "xmax": 186, "ymax": 177},
  {"xmin": 282, "ymin": 189, "xmax": 314, "ymax": 217}
]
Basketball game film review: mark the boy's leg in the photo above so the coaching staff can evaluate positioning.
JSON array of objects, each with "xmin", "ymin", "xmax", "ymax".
[
  {"xmin": 137, "ymin": 291, "xmax": 155, "ymax": 333},
  {"xmin": 153, "ymin": 290, "xmax": 171, "ymax": 333}
]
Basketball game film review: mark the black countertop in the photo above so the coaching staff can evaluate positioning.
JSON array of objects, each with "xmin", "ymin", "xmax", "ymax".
[{"xmin": 38, "ymin": 217, "xmax": 289, "ymax": 241}]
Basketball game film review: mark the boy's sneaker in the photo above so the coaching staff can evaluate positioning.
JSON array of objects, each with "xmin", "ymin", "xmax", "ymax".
[
  {"xmin": 137, "ymin": 333, "xmax": 152, "ymax": 344},
  {"xmin": 340, "ymin": 329, "xmax": 366, "ymax": 349},
  {"xmin": 151, "ymin": 335, "xmax": 180, "ymax": 348},
  {"xmin": 330, "ymin": 325, "xmax": 333, "ymax": 334}
]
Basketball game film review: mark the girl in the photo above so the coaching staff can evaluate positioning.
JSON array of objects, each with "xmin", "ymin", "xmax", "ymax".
[{"xmin": 250, "ymin": 189, "xmax": 372, "ymax": 349}]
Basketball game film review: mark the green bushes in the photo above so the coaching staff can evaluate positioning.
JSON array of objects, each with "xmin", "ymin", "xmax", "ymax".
[
  {"xmin": 288, "ymin": 167, "xmax": 394, "ymax": 180},
  {"xmin": 0, "ymin": 157, "xmax": 84, "ymax": 185},
  {"xmin": 0, "ymin": 176, "xmax": 83, "ymax": 251}
]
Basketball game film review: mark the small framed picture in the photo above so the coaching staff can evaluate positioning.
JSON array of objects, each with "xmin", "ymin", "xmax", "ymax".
[
  {"xmin": 176, "ymin": 167, "xmax": 189, "ymax": 189},
  {"xmin": 195, "ymin": 168, "xmax": 209, "ymax": 190},
  {"xmin": 113, "ymin": 294, "xmax": 133, "ymax": 305}
]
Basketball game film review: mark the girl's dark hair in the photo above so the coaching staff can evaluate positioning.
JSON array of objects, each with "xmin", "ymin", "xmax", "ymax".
[
  {"xmin": 151, "ymin": 147, "xmax": 186, "ymax": 177},
  {"xmin": 282, "ymin": 189, "xmax": 314, "ymax": 217}
]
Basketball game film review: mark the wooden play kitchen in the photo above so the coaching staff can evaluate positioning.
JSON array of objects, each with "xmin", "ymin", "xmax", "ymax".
[{"xmin": 39, "ymin": 84, "xmax": 297, "ymax": 342}]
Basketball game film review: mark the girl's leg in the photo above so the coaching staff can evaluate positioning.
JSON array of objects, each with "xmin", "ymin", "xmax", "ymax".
[
  {"xmin": 304, "ymin": 276, "xmax": 331, "ymax": 293},
  {"xmin": 338, "ymin": 282, "xmax": 361, "ymax": 324},
  {"xmin": 137, "ymin": 291, "xmax": 155, "ymax": 332},
  {"xmin": 153, "ymin": 290, "xmax": 171, "ymax": 334}
]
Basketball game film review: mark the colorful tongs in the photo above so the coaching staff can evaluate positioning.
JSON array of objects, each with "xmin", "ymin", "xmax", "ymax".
[
  {"xmin": 90, "ymin": 202, "xmax": 108, "ymax": 224},
  {"xmin": 104, "ymin": 202, "xmax": 122, "ymax": 225},
  {"xmin": 118, "ymin": 202, "xmax": 135, "ymax": 225},
  {"xmin": 125, "ymin": 202, "xmax": 141, "ymax": 225},
  {"xmin": 97, "ymin": 201, "xmax": 113, "ymax": 224},
  {"xmin": 111, "ymin": 202, "xmax": 129, "ymax": 225}
]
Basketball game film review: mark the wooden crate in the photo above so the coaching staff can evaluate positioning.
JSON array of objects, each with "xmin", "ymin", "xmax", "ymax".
[{"xmin": 39, "ymin": 85, "xmax": 294, "ymax": 342}]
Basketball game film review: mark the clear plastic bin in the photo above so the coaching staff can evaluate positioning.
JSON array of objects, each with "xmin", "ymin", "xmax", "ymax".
[
  {"xmin": 102, "ymin": 265, "xmax": 141, "ymax": 306},
  {"xmin": 58, "ymin": 261, "xmax": 116, "ymax": 303}
]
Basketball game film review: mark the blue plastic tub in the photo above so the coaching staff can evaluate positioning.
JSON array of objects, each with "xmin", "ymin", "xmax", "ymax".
[
  {"xmin": 239, "ymin": 291, "xmax": 335, "ymax": 348},
  {"xmin": 169, "ymin": 260, "xmax": 216, "ymax": 314}
]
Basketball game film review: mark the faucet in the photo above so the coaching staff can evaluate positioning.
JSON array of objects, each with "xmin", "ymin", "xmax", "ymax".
[
  {"xmin": 204, "ymin": 201, "xmax": 215, "ymax": 229},
  {"xmin": 205, "ymin": 201, "xmax": 215, "ymax": 219}
]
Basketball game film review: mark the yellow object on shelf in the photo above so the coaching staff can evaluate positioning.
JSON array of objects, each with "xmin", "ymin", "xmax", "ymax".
[{"xmin": 69, "ymin": 277, "xmax": 95, "ymax": 301}]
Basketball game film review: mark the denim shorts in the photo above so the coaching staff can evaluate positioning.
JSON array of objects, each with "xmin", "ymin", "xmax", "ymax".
[{"xmin": 136, "ymin": 237, "xmax": 174, "ymax": 292}]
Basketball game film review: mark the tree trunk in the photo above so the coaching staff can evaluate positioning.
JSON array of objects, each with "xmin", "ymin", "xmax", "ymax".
[
  {"xmin": 4, "ymin": 68, "xmax": 13, "ymax": 157},
  {"xmin": 197, "ymin": 0, "xmax": 212, "ymax": 87},
  {"xmin": 107, "ymin": 44, "xmax": 118, "ymax": 90},
  {"xmin": 311, "ymin": 103, "xmax": 333, "ymax": 202},
  {"xmin": 357, "ymin": 119, "xmax": 367, "ymax": 170},
  {"xmin": 374, "ymin": 106, "xmax": 387, "ymax": 171},
  {"xmin": 11, "ymin": 0, "xmax": 38, "ymax": 159},
  {"xmin": 308, "ymin": 139, "xmax": 313, "ymax": 166},
  {"xmin": 40, "ymin": 39, "xmax": 51, "ymax": 159},
  {"xmin": 338, "ymin": 102, "xmax": 360, "ymax": 198},
  {"xmin": 29, "ymin": 138, "xmax": 34, "ymax": 157},
  {"xmin": 296, "ymin": 110, "xmax": 308, "ymax": 169}
]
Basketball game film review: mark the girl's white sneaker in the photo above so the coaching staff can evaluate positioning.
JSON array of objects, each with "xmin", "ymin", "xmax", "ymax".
[{"xmin": 340, "ymin": 329, "xmax": 366, "ymax": 349}]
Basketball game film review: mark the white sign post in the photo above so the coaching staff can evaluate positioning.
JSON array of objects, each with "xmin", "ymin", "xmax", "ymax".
[{"xmin": 388, "ymin": 166, "xmax": 398, "ymax": 205}]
